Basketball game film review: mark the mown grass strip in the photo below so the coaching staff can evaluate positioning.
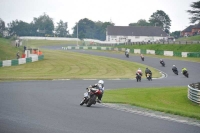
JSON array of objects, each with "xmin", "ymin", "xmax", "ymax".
[
  {"xmin": 0, "ymin": 49, "xmax": 161, "ymax": 81},
  {"xmin": 103, "ymin": 86, "xmax": 200, "ymax": 120}
]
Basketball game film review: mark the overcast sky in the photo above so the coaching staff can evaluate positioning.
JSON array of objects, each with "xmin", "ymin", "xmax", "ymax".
[{"xmin": 0, "ymin": 0, "xmax": 197, "ymax": 34}]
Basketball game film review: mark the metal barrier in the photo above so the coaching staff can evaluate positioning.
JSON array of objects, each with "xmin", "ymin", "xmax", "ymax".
[{"xmin": 188, "ymin": 82, "xmax": 200, "ymax": 104}]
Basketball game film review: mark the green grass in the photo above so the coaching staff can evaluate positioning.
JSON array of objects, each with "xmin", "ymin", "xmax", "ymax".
[
  {"xmin": 116, "ymin": 44, "xmax": 200, "ymax": 52},
  {"xmin": 103, "ymin": 87, "xmax": 200, "ymax": 119},
  {"xmin": 177, "ymin": 35, "xmax": 200, "ymax": 41},
  {"xmin": 0, "ymin": 38, "xmax": 23, "ymax": 60},
  {"xmin": 22, "ymin": 39, "xmax": 81, "ymax": 48},
  {"xmin": 0, "ymin": 49, "xmax": 161, "ymax": 81}
]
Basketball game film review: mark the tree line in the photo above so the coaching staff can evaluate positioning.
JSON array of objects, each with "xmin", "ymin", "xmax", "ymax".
[{"xmin": 0, "ymin": 1, "xmax": 199, "ymax": 41}]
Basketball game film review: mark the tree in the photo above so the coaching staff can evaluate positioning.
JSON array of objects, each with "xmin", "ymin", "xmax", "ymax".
[
  {"xmin": 149, "ymin": 10, "xmax": 171, "ymax": 33},
  {"xmin": 0, "ymin": 18, "xmax": 5, "ymax": 36},
  {"xmin": 72, "ymin": 18, "xmax": 114, "ymax": 40},
  {"xmin": 32, "ymin": 13, "xmax": 54, "ymax": 36},
  {"xmin": 7, "ymin": 20, "xmax": 32, "ymax": 36},
  {"xmin": 170, "ymin": 31, "xmax": 181, "ymax": 39},
  {"xmin": 187, "ymin": 1, "xmax": 200, "ymax": 23},
  {"xmin": 55, "ymin": 20, "xmax": 69, "ymax": 37},
  {"xmin": 72, "ymin": 18, "xmax": 96, "ymax": 39},
  {"xmin": 129, "ymin": 19, "xmax": 152, "ymax": 26}
]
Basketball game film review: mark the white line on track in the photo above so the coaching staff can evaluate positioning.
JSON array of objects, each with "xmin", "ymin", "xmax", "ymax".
[{"xmin": 101, "ymin": 103, "xmax": 200, "ymax": 127}]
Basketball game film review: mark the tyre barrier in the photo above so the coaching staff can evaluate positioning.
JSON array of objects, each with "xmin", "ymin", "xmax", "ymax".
[{"xmin": 188, "ymin": 82, "xmax": 200, "ymax": 104}]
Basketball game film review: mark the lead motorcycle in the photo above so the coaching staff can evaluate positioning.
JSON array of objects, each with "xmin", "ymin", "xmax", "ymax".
[{"xmin": 80, "ymin": 86, "xmax": 102, "ymax": 107}]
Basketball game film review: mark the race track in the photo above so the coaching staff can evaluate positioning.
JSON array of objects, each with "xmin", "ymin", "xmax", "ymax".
[{"xmin": 0, "ymin": 48, "xmax": 200, "ymax": 133}]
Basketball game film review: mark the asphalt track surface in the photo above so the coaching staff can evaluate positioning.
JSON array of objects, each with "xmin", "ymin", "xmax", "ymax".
[{"xmin": 0, "ymin": 47, "xmax": 200, "ymax": 133}]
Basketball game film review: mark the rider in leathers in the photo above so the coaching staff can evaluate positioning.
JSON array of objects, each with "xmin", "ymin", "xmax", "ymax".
[
  {"xmin": 172, "ymin": 65, "xmax": 178, "ymax": 72},
  {"xmin": 91, "ymin": 80, "xmax": 104, "ymax": 103},
  {"xmin": 145, "ymin": 68, "xmax": 152, "ymax": 78}
]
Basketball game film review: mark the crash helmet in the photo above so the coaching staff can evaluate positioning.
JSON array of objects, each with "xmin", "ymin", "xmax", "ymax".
[{"xmin": 98, "ymin": 80, "xmax": 104, "ymax": 85}]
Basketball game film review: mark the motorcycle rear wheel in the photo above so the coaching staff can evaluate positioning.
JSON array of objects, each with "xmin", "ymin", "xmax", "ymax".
[{"xmin": 86, "ymin": 95, "xmax": 97, "ymax": 107}]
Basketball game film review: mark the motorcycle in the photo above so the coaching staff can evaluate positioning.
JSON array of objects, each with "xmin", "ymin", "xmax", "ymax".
[
  {"xmin": 173, "ymin": 69, "xmax": 178, "ymax": 75},
  {"xmin": 125, "ymin": 52, "xmax": 129, "ymax": 58},
  {"xmin": 146, "ymin": 73, "xmax": 152, "ymax": 81},
  {"xmin": 141, "ymin": 56, "xmax": 144, "ymax": 61},
  {"xmin": 183, "ymin": 70, "xmax": 189, "ymax": 78},
  {"xmin": 80, "ymin": 87, "xmax": 102, "ymax": 107},
  {"xmin": 136, "ymin": 73, "xmax": 141, "ymax": 82},
  {"xmin": 160, "ymin": 61, "xmax": 165, "ymax": 67}
]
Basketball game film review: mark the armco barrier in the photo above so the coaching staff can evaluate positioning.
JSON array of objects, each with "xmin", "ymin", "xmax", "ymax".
[
  {"xmin": 188, "ymin": 83, "xmax": 200, "ymax": 104},
  {"xmin": 61, "ymin": 46, "xmax": 199, "ymax": 58},
  {"xmin": 0, "ymin": 55, "xmax": 44, "ymax": 67}
]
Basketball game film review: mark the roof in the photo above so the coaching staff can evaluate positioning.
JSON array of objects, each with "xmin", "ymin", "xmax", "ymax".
[
  {"xmin": 193, "ymin": 23, "xmax": 200, "ymax": 29},
  {"xmin": 107, "ymin": 26, "xmax": 168, "ymax": 37},
  {"xmin": 182, "ymin": 25, "xmax": 194, "ymax": 32}
]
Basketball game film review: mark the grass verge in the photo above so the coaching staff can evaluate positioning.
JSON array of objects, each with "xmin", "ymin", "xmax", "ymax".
[
  {"xmin": 103, "ymin": 86, "xmax": 200, "ymax": 120},
  {"xmin": 0, "ymin": 49, "xmax": 161, "ymax": 81}
]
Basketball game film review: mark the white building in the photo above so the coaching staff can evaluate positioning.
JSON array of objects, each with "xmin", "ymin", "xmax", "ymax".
[{"xmin": 106, "ymin": 26, "xmax": 168, "ymax": 43}]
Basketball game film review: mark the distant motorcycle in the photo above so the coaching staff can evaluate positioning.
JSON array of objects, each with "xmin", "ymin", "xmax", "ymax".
[
  {"xmin": 136, "ymin": 73, "xmax": 141, "ymax": 82},
  {"xmin": 80, "ymin": 86, "xmax": 102, "ymax": 107},
  {"xmin": 183, "ymin": 70, "xmax": 189, "ymax": 78},
  {"xmin": 173, "ymin": 69, "xmax": 178, "ymax": 75},
  {"xmin": 141, "ymin": 56, "xmax": 144, "ymax": 61},
  {"xmin": 125, "ymin": 53, "xmax": 129, "ymax": 58},
  {"xmin": 160, "ymin": 61, "xmax": 165, "ymax": 67},
  {"xmin": 146, "ymin": 73, "xmax": 152, "ymax": 81}
]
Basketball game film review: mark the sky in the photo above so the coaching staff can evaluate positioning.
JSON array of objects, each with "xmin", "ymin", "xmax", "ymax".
[{"xmin": 0, "ymin": 0, "xmax": 197, "ymax": 34}]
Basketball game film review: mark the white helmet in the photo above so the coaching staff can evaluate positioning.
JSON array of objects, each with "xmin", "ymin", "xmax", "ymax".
[
  {"xmin": 160, "ymin": 59, "xmax": 162, "ymax": 61},
  {"xmin": 173, "ymin": 65, "xmax": 175, "ymax": 67},
  {"xmin": 138, "ymin": 68, "xmax": 141, "ymax": 70},
  {"xmin": 98, "ymin": 80, "xmax": 104, "ymax": 84}
]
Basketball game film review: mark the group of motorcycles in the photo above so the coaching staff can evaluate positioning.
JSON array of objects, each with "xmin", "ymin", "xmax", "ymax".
[
  {"xmin": 172, "ymin": 67, "xmax": 189, "ymax": 78},
  {"xmin": 80, "ymin": 52, "xmax": 190, "ymax": 107},
  {"xmin": 136, "ymin": 73, "xmax": 152, "ymax": 82},
  {"xmin": 160, "ymin": 60, "xmax": 189, "ymax": 78}
]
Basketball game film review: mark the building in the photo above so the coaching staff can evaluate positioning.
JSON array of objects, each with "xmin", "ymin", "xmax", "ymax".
[
  {"xmin": 181, "ymin": 23, "xmax": 200, "ymax": 37},
  {"xmin": 181, "ymin": 25, "xmax": 194, "ymax": 37},
  {"xmin": 106, "ymin": 26, "xmax": 168, "ymax": 43}
]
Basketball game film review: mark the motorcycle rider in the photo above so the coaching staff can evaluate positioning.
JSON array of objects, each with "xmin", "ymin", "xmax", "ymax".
[
  {"xmin": 181, "ymin": 67, "xmax": 187, "ymax": 75},
  {"xmin": 172, "ymin": 65, "xmax": 178, "ymax": 72},
  {"xmin": 125, "ymin": 48, "xmax": 129, "ymax": 56},
  {"xmin": 136, "ymin": 68, "xmax": 142, "ymax": 76},
  {"xmin": 160, "ymin": 59, "xmax": 164, "ymax": 65},
  {"xmin": 145, "ymin": 68, "xmax": 152, "ymax": 78},
  {"xmin": 90, "ymin": 80, "xmax": 104, "ymax": 103}
]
